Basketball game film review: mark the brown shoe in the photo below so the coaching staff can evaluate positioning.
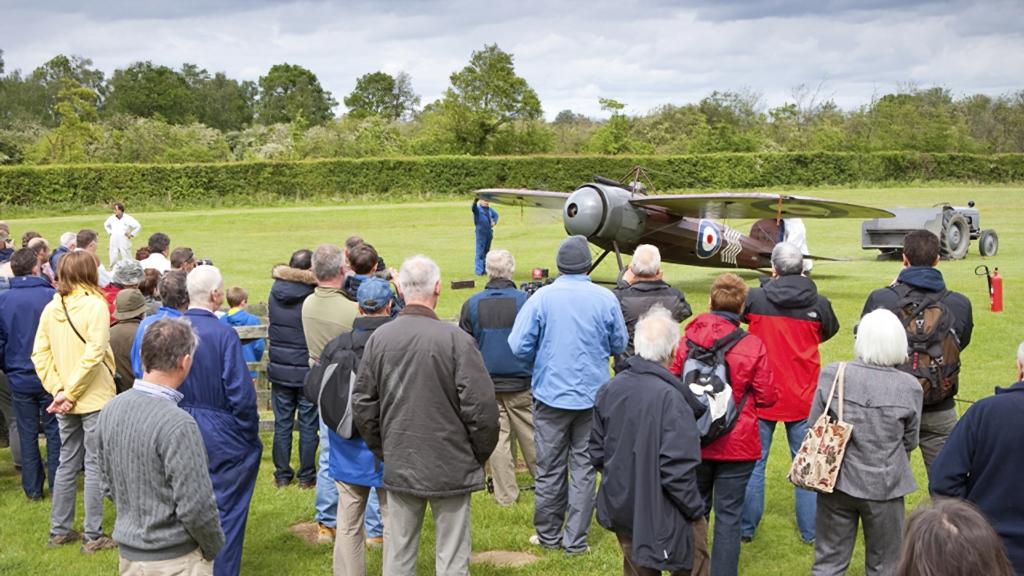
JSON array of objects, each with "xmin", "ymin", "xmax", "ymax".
[
  {"xmin": 316, "ymin": 523, "xmax": 336, "ymax": 545},
  {"xmin": 81, "ymin": 535, "xmax": 117, "ymax": 553},
  {"xmin": 47, "ymin": 531, "xmax": 82, "ymax": 548}
]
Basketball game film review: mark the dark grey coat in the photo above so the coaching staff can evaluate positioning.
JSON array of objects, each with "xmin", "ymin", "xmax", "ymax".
[
  {"xmin": 591, "ymin": 357, "xmax": 705, "ymax": 572},
  {"xmin": 810, "ymin": 361, "xmax": 922, "ymax": 501},
  {"xmin": 352, "ymin": 304, "xmax": 499, "ymax": 498}
]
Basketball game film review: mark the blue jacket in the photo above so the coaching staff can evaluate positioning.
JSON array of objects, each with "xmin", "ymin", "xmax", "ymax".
[
  {"xmin": 131, "ymin": 307, "xmax": 184, "ymax": 378},
  {"xmin": 327, "ymin": 315, "xmax": 392, "ymax": 488},
  {"xmin": 180, "ymin": 308, "xmax": 261, "ymax": 576},
  {"xmin": 0, "ymin": 276, "xmax": 57, "ymax": 394},
  {"xmin": 459, "ymin": 279, "xmax": 532, "ymax": 393},
  {"xmin": 50, "ymin": 245, "xmax": 69, "ymax": 279},
  {"xmin": 508, "ymin": 274, "xmax": 627, "ymax": 410},
  {"xmin": 930, "ymin": 381, "xmax": 1024, "ymax": 574},
  {"xmin": 267, "ymin": 265, "xmax": 316, "ymax": 388},
  {"xmin": 220, "ymin": 308, "xmax": 265, "ymax": 380},
  {"xmin": 472, "ymin": 202, "xmax": 498, "ymax": 237}
]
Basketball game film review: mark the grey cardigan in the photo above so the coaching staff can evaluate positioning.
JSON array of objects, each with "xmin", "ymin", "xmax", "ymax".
[{"xmin": 809, "ymin": 361, "xmax": 922, "ymax": 501}]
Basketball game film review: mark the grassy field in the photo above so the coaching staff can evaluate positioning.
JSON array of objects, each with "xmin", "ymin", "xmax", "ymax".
[{"xmin": 0, "ymin": 184, "xmax": 1021, "ymax": 575}]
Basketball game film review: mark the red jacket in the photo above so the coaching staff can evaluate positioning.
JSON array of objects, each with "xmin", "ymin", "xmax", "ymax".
[
  {"xmin": 671, "ymin": 312, "xmax": 776, "ymax": 462},
  {"xmin": 102, "ymin": 284, "xmax": 121, "ymax": 325},
  {"xmin": 742, "ymin": 275, "xmax": 839, "ymax": 422}
]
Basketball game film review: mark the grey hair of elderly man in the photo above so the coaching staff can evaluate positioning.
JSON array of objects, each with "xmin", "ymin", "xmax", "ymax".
[
  {"xmin": 312, "ymin": 243, "xmax": 344, "ymax": 284},
  {"xmin": 629, "ymin": 244, "xmax": 662, "ymax": 278},
  {"xmin": 485, "ymin": 249, "xmax": 515, "ymax": 281},
  {"xmin": 186, "ymin": 265, "xmax": 224, "ymax": 312},
  {"xmin": 397, "ymin": 255, "xmax": 441, "ymax": 307},
  {"xmin": 633, "ymin": 305, "xmax": 679, "ymax": 367},
  {"xmin": 771, "ymin": 242, "xmax": 805, "ymax": 277}
]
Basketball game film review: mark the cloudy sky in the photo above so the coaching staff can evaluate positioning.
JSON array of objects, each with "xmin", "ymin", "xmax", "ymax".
[{"xmin": 3, "ymin": 0, "xmax": 1022, "ymax": 119}]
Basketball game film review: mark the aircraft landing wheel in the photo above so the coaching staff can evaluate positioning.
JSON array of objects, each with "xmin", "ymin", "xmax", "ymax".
[
  {"xmin": 979, "ymin": 229, "xmax": 999, "ymax": 257},
  {"xmin": 940, "ymin": 211, "xmax": 970, "ymax": 260}
]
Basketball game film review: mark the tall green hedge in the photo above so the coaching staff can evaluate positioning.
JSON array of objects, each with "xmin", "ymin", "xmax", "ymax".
[{"xmin": 2, "ymin": 153, "xmax": 1023, "ymax": 210}]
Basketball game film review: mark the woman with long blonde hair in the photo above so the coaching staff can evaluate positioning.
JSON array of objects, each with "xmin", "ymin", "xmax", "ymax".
[{"xmin": 32, "ymin": 250, "xmax": 117, "ymax": 552}]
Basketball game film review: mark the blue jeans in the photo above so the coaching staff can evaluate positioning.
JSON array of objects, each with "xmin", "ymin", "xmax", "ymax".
[
  {"xmin": 741, "ymin": 419, "xmax": 816, "ymax": 543},
  {"xmin": 697, "ymin": 460, "xmax": 756, "ymax": 576},
  {"xmin": 271, "ymin": 384, "xmax": 318, "ymax": 484},
  {"xmin": 12, "ymin": 391, "xmax": 61, "ymax": 498},
  {"xmin": 315, "ymin": 419, "xmax": 338, "ymax": 527},
  {"xmin": 365, "ymin": 488, "xmax": 382, "ymax": 538}
]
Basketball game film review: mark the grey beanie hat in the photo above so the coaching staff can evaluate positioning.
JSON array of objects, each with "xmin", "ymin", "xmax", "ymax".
[{"xmin": 556, "ymin": 235, "xmax": 592, "ymax": 275}]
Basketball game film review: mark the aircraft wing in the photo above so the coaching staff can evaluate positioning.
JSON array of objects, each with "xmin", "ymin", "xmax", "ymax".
[
  {"xmin": 630, "ymin": 193, "xmax": 894, "ymax": 220},
  {"xmin": 476, "ymin": 189, "xmax": 569, "ymax": 211}
]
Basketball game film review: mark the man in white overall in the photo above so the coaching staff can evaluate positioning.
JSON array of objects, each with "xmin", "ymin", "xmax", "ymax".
[{"xmin": 103, "ymin": 202, "xmax": 141, "ymax": 268}]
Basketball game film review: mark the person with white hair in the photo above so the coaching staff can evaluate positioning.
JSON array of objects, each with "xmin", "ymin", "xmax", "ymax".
[
  {"xmin": 810, "ymin": 308, "xmax": 922, "ymax": 576},
  {"xmin": 612, "ymin": 244, "xmax": 692, "ymax": 372},
  {"xmin": 930, "ymin": 341, "xmax": 1024, "ymax": 575},
  {"xmin": 181, "ymin": 265, "xmax": 261, "ymax": 576},
  {"xmin": 353, "ymin": 255, "xmax": 499, "ymax": 576},
  {"xmin": 591, "ymin": 306, "xmax": 709, "ymax": 576},
  {"xmin": 740, "ymin": 242, "xmax": 839, "ymax": 545},
  {"xmin": 49, "ymin": 231, "xmax": 77, "ymax": 281},
  {"xmin": 459, "ymin": 249, "xmax": 537, "ymax": 507}
]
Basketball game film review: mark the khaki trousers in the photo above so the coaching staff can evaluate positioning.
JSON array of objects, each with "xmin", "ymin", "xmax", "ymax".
[
  {"xmin": 119, "ymin": 548, "xmax": 213, "ymax": 576},
  {"xmin": 489, "ymin": 389, "xmax": 537, "ymax": 506},
  {"xmin": 334, "ymin": 481, "xmax": 389, "ymax": 576}
]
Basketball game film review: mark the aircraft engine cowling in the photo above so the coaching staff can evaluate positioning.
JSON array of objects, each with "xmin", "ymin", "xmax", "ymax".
[{"xmin": 562, "ymin": 184, "xmax": 647, "ymax": 248}]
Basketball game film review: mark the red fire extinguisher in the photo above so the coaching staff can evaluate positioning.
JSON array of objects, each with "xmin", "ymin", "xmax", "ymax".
[{"xmin": 976, "ymin": 265, "xmax": 1003, "ymax": 312}]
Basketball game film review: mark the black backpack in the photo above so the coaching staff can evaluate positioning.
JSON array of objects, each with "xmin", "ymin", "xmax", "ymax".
[
  {"xmin": 891, "ymin": 285, "xmax": 962, "ymax": 406},
  {"xmin": 680, "ymin": 327, "xmax": 749, "ymax": 446},
  {"xmin": 303, "ymin": 332, "xmax": 363, "ymax": 439}
]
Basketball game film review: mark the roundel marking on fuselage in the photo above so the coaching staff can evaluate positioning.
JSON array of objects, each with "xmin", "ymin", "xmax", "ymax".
[{"xmin": 696, "ymin": 219, "xmax": 722, "ymax": 259}]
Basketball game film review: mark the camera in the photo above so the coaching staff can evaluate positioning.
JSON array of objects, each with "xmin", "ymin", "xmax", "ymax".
[
  {"xmin": 520, "ymin": 267, "xmax": 553, "ymax": 298},
  {"xmin": 196, "ymin": 258, "xmax": 214, "ymax": 267}
]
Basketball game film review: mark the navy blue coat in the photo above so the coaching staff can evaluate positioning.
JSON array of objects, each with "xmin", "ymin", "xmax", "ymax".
[
  {"xmin": 458, "ymin": 279, "xmax": 532, "ymax": 393},
  {"xmin": 0, "ymin": 276, "xmax": 57, "ymax": 394},
  {"xmin": 50, "ymin": 246, "xmax": 69, "ymax": 279},
  {"xmin": 590, "ymin": 357, "xmax": 705, "ymax": 573},
  {"xmin": 181, "ymin": 308, "xmax": 261, "ymax": 576},
  {"xmin": 930, "ymin": 381, "xmax": 1024, "ymax": 575},
  {"xmin": 267, "ymin": 265, "xmax": 317, "ymax": 388}
]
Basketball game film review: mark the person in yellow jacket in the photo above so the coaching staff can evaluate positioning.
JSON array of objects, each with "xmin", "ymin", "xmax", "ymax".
[{"xmin": 31, "ymin": 250, "xmax": 117, "ymax": 553}]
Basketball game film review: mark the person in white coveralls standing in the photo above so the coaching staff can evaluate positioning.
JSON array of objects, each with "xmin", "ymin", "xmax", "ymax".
[{"xmin": 103, "ymin": 202, "xmax": 141, "ymax": 268}]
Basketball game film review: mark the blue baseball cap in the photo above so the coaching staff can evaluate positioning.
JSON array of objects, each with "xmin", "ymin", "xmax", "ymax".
[{"xmin": 356, "ymin": 277, "xmax": 394, "ymax": 312}]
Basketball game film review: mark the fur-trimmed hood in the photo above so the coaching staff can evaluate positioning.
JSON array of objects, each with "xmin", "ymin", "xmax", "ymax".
[
  {"xmin": 272, "ymin": 264, "xmax": 317, "ymax": 286},
  {"xmin": 271, "ymin": 265, "xmax": 317, "ymax": 307}
]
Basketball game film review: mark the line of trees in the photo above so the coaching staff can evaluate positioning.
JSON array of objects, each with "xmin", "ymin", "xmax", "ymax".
[{"xmin": 2, "ymin": 46, "xmax": 1023, "ymax": 166}]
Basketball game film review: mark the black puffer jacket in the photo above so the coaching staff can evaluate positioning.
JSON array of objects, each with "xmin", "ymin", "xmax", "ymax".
[
  {"xmin": 352, "ymin": 305, "xmax": 499, "ymax": 498},
  {"xmin": 267, "ymin": 265, "xmax": 317, "ymax": 388},
  {"xmin": 613, "ymin": 279, "xmax": 691, "ymax": 369}
]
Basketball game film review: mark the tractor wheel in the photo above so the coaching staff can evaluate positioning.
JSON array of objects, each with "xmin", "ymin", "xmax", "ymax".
[
  {"xmin": 940, "ymin": 211, "xmax": 970, "ymax": 260},
  {"xmin": 979, "ymin": 229, "xmax": 999, "ymax": 257}
]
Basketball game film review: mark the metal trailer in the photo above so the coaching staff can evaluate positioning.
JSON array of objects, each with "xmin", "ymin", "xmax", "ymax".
[{"xmin": 861, "ymin": 202, "xmax": 998, "ymax": 260}]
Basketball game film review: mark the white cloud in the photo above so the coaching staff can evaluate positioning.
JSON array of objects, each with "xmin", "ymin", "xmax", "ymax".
[{"xmin": 1, "ymin": 0, "xmax": 1021, "ymax": 119}]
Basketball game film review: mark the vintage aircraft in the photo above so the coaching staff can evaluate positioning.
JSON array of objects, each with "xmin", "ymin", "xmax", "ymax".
[{"xmin": 476, "ymin": 175, "xmax": 894, "ymax": 272}]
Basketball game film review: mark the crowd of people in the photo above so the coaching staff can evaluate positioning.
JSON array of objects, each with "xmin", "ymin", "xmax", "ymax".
[{"xmin": 0, "ymin": 204, "xmax": 1021, "ymax": 576}]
